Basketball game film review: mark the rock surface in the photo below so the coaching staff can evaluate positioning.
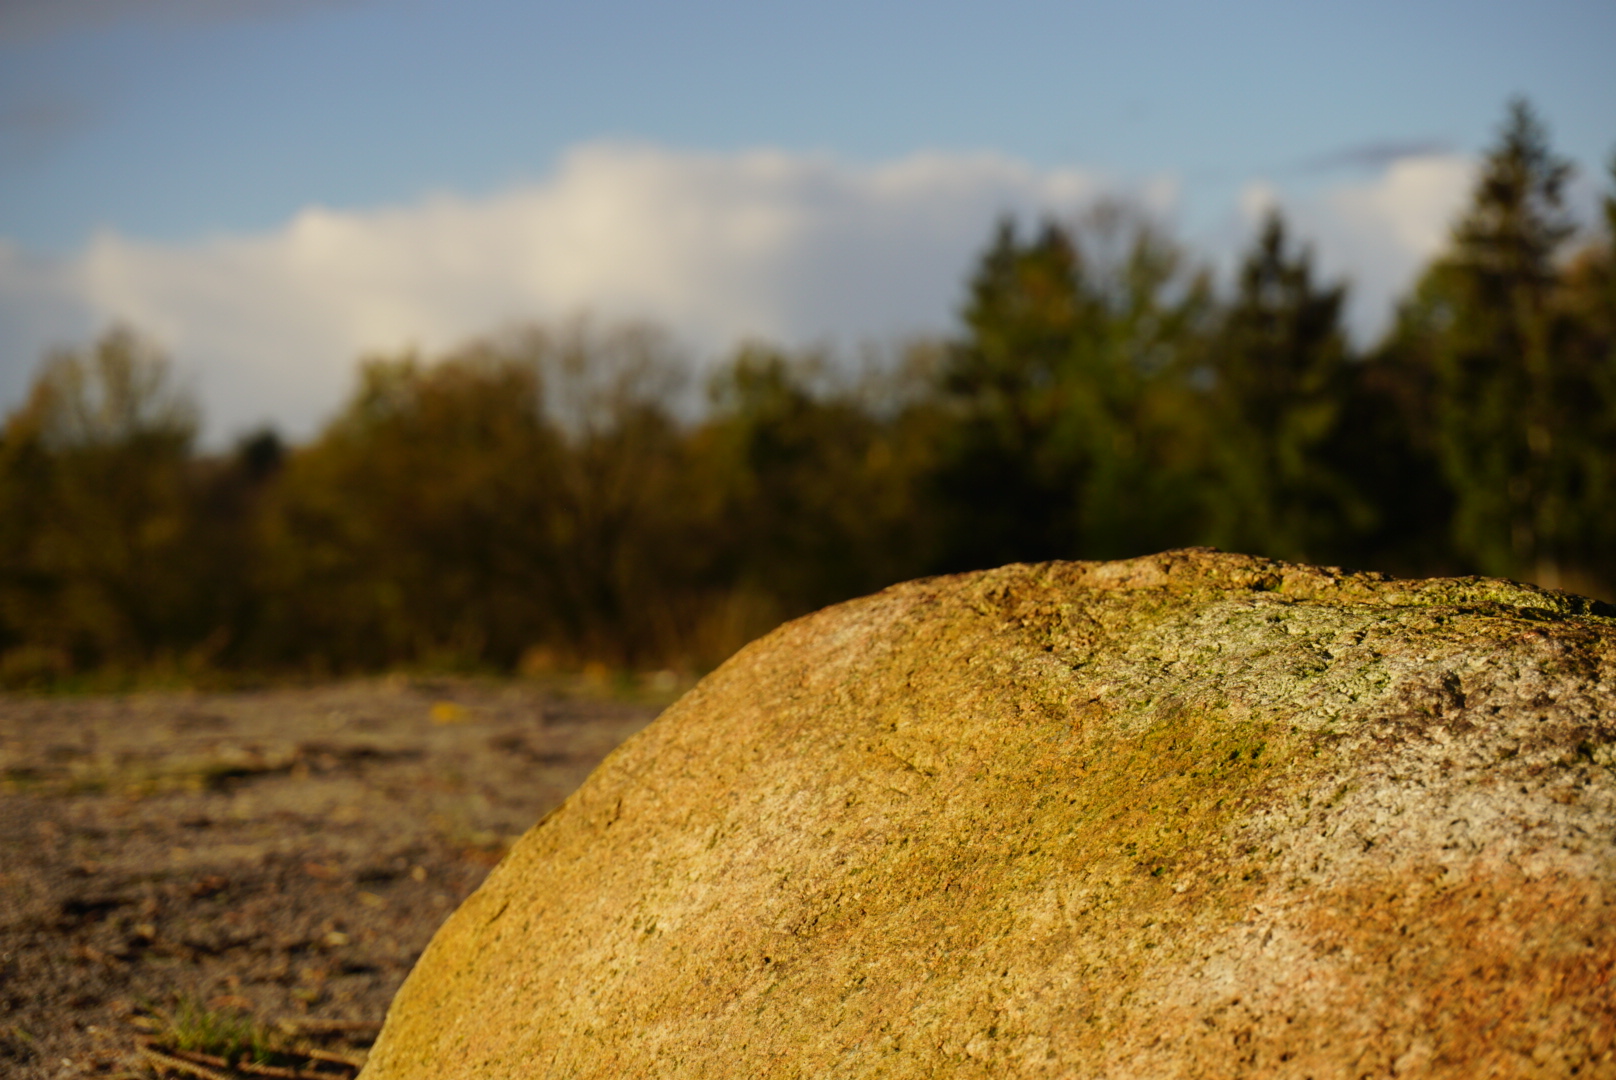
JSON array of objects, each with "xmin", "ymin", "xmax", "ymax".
[{"xmin": 364, "ymin": 550, "xmax": 1616, "ymax": 1079}]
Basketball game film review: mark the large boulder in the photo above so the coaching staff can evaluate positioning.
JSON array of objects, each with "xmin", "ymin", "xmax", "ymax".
[{"xmin": 364, "ymin": 550, "xmax": 1616, "ymax": 1078}]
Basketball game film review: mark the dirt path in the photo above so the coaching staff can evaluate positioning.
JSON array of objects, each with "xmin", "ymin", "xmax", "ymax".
[{"xmin": 0, "ymin": 678, "xmax": 662, "ymax": 1078}]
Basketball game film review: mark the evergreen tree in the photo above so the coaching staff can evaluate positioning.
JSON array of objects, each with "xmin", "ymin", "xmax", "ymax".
[
  {"xmin": 932, "ymin": 208, "xmax": 1210, "ymax": 569},
  {"xmin": 1557, "ymin": 153, "xmax": 1616, "ymax": 592},
  {"xmin": 1204, "ymin": 211, "xmax": 1365, "ymax": 561},
  {"xmin": 1391, "ymin": 98, "xmax": 1587, "ymax": 583},
  {"xmin": 1064, "ymin": 208, "xmax": 1211, "ymax": 558},
  {"xmin": 932, "ymin": 218, "xmax": 1092, "ymax": 569}
]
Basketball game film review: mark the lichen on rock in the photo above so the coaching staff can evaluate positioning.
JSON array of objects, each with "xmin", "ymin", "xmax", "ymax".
[{"xmin": 363, "ymin": 549, "xmax": 1616, "ymax": 1078}]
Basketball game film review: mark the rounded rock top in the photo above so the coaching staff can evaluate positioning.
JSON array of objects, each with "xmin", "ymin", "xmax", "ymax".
[{"xmin": 364, "ymin": 549, "xmax": 1616, "ymax": 1079}]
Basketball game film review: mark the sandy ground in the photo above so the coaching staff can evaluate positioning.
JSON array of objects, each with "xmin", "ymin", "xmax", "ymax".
[{"xmin": 0, "ymin": 678, "xmax": 662, "ymax": 1079}]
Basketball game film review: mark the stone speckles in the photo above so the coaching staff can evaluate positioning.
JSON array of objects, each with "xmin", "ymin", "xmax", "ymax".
[{"xmin": 364, "ymin": 550, "xmax": 1616, "ymax": 1079}]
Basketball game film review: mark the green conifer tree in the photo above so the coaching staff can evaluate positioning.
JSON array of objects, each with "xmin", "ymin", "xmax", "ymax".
[
  {"xmin": 933, "ymin": 209, "xmax": 1210, "ymax": 569},
  {"xmin": 1204, "ymin": 210, "xmax": 1365, "ymax": 560},
  {"xmin": 1556, "ymin": 153, "xmax": 1616, "ymax": 594},
  {"xmin": 1391, "ymin": 98, "xmax": 1584, "ymax": 583},
  {"xmin": 932, "ymin": 218, "xmax": 1092, "ymax": 568}
]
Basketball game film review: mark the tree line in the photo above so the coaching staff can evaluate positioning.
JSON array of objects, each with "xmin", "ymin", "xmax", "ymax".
[{"xmin": 2, "ymin": 100, "xmax": 1613, "ymax": 687}]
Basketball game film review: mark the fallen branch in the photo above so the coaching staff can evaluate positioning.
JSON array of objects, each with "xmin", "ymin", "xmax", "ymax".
[{"xmin": 137, "ymin": 1043, "xmax": 235, "ymax": 1080}]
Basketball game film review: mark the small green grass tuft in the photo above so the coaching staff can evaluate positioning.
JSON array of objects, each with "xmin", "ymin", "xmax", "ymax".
[{"xmin": 153, "ymin": 998, "xmax": 275, "ymax": 1065}]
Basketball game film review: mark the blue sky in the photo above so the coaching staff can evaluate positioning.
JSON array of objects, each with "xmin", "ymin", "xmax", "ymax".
[{"xmin": 1, "ymin": 0, "xmax": 1613, "ymax": 438}]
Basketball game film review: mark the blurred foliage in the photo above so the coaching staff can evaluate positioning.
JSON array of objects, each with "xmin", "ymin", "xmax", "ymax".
[
  {"xmin": 932, "ymin": 205, "xmax": 1214, "ymax": 569},
  {"xmin": 1383, "ymin": 98, "xmax": 1606, "ymax": 588},
  {"xmin": 0, "ymin": 329, "xmax": 225, "ymax": 684},
  {"xmin": 1202, "ymin": 210, "xmax": 1365, "ymax": 561},
  {"xmin": 3, "ymin": 100, "xmax": 1614, "ymax": 687}
]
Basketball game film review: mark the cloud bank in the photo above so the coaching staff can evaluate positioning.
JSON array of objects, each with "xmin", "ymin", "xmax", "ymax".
[
  {"xmin": 0, "ymin": 142, "xmax": 1475, "ymax": 440},
  {"xmin": 1238, "ymin": 153, "xmax": 1476, "ymax": 340}
]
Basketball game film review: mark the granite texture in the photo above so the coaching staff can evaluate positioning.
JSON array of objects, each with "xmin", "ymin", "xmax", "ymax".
[{"xmin": 364, "ymin": 550, "xmax": 1616, "ymax": 1078}]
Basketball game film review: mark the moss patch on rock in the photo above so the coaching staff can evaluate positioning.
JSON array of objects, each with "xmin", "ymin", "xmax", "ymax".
[{"xmin": 364, "ymin": 550, "xmax": 1616, "ymax": 1078}]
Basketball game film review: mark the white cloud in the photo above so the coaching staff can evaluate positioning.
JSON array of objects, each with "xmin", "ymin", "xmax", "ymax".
[
  {"xmin": 1238, "ymin": 153, "xmax": 1476, "ymax": 340},
  {"xmin": 0, "ymin": 239, "xmax": 99, "ymax": 407},
  {"xmin": 1237, "ymin": 180, "xmax": 1281, "ymax": 224},
  {"xmin": 3, "ymin": 143, "xmax": 1118, "ymax": 439},
  {"xmin": 0, "ymin": 142, "xmax": 1484, "ymax": 442}
]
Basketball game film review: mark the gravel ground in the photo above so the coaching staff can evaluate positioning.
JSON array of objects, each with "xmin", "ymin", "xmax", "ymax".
[{"xmin": 0, "ymin": 677, "xmax": 663, "ymax": 1079}]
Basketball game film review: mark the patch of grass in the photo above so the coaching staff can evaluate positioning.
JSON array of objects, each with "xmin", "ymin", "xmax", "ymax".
[
  {"xmin": 148, "ymin": 998, "xmax": 275, "ymax": 1066},
  {"xmin": 132, "ymin": 1000, "xmax": 377, "ymax": 1077},
  {"xmin": 0, "ymin": 1024, "xmax": 37, "ymax": 1063}
]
